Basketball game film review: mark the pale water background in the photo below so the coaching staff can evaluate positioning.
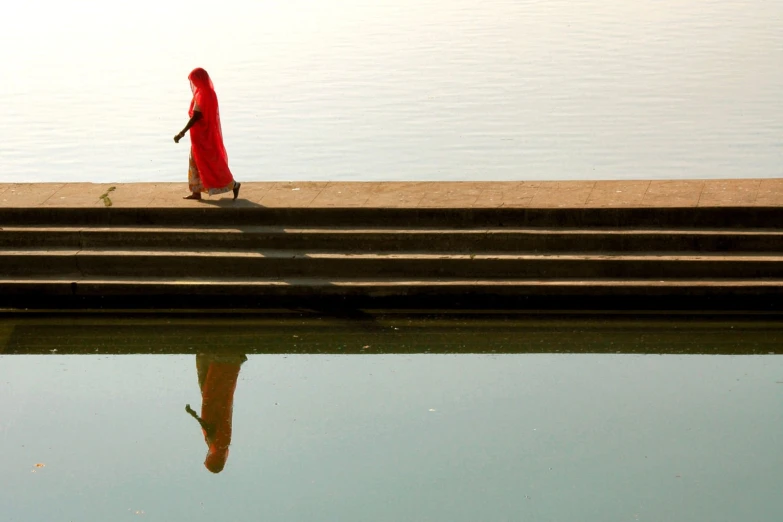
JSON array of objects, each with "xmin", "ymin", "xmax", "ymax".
[
  {"xmin": 1, "ymin": 315, "xmax": 783, "ymax": 521},
  {"xmin": 1, "ymin": 0, "xmax": 781, "ymax": 183},
  {"xmin": 3, "ymin": 353, "xmax": 783, "ymax": 521}
]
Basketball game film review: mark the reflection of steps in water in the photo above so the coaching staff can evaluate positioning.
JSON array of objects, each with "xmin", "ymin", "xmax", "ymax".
[
  {"xmin": 1, "ymin": 314, "xmax": 782, "ymax": 355},
  {"xmin": 2, "ymin": 207, "xmax": 783, "ymax": 303}
]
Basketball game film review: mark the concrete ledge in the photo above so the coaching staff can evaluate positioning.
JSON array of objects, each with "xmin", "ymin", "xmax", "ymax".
[
  {"xmin": 1, "ymin": 179, "xmax": 782, "ymax": 210},
  {"xmin": 1, "ymin": 180, "xmax": 781, "ymax": 227}
]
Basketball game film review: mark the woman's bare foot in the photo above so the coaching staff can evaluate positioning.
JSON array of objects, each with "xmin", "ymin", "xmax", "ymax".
[
  {"xmin": 183, "ymin": 193, "xmax": 202, "ymax": 200},
  {"xmin": 233, "ymin": 182, "xmax": 241, "ymax": 201}
]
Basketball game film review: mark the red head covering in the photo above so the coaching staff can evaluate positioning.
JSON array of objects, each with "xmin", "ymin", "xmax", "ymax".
[
  {"xmin": 205, "ymin": 447, "xmax": 229, "ymax": 474},
  {"xmin": 186, "ymin": 67, "xmax": 234, "ymax": 190}
]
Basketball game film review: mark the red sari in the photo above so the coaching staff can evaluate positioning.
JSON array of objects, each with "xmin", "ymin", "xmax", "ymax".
[
  {"xmin": 195, "ymin": 354, "xmax": 246, "ymax": 473},
  {"xmin": 187, "ymin": 68, "xmax": 236, "ymax": 195}
]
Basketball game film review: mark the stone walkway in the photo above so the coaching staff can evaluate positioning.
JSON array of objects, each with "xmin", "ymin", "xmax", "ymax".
[{"xmin": 0, "ymin": 179, "xmax": 781, "ymax": 209}]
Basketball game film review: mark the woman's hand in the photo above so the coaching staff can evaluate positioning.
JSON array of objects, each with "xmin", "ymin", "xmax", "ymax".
[{"xmin": 175, "ymin": 113, "xmax": 201, "ymax": 143}]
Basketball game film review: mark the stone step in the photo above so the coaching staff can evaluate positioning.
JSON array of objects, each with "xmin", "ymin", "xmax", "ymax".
[
  {"xmin": 2, "ymin": 226, "xmax": 783, "ymax": 252},
  {"xmin": 3, "ymin": 250, "xmax": 783, "ymax": 279},
  {"xmin": 2, "ymin": 206, "xmax": 783, "ymax": 228},
  {"xmin": 2, "ymin": 277, "xmax": 783, "ymax": 298}
]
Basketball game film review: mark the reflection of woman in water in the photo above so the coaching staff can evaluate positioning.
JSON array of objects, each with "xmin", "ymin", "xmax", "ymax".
[{"xmin": 185, "ymin": 354, "xmax": 247, "ymax": 473}]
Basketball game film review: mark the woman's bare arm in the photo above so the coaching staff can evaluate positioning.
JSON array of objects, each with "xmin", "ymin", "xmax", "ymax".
[
  {"xmin": 185, "ymin": 404, "xmax": 216, "ymax": 439},
  {"xmin": 174, "ymin": 111, "xmax": 202, "ymax": 143}
]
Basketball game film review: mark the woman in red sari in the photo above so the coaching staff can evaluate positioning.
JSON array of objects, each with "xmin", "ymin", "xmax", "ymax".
[
  {"xmin": 174, "ymin": 68, "xmax": 241, "ymax": 200},
  {"xmin": 185, "ymin": 353, "xmax": 247, "ymax": 473}
]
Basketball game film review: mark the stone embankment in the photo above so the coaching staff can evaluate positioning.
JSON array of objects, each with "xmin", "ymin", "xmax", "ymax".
[{"xmin": 1, "ymin": 180, "xmax": 782, "ymax": 309}]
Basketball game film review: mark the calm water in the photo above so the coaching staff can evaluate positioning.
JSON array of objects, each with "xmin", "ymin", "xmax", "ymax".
[
  {"xmin": 1, "ymin": 0, "xmax": 781, "ymax": 184},
  {"xmin": 1, "ymin": 313, "xmax": 783, "ymax": 521}
]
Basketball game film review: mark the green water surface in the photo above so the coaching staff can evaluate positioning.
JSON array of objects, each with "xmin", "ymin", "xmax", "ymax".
[{"xmin": 1, "ymin": 312, "xmax": 781, "ymax": 521}]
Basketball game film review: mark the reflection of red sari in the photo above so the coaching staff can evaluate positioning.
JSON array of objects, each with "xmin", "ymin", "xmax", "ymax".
[
  {"xmin": 196, "ymin": 354, "xmax": 246, "ymax": 473},
  {"xmin": 187, "ymin": 68, "xmax": 236, "ymax": 194}
]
